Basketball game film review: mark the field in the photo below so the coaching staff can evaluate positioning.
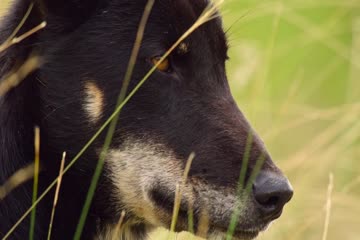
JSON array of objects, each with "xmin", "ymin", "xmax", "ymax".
[{"xmin": 1, "ymin": 0, "xmax": 360, "ymax": 240}]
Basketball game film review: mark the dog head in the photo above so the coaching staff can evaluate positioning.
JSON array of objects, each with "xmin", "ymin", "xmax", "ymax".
[{"xmin": 1, "ymin": 0, "xmax": 293, "ymax": 239}]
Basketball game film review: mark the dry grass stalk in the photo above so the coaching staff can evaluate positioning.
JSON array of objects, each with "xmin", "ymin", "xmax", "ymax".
[
  {"xmin": 11, "ymin": 21, "xmax": 46, "ymax": 45},
  {"xmin": 169, "ymin": 153, "xmax": 195, "ymax": 238},
  {"xmin": 112, "ymin": 210, "xmax": 126, "ymax": 240},
  {"xmin": 0, "ymin": 2, "xmax": 34, "ymax": 52},
  {"xmin": 29, "ymin": 126, "xmax": 41, "ymax": 240},
  {"xmin": 0, "ymin": 55, "xmax": 42, "ymax": 96},
  {"xmin": 47, "ymin": 152, "xmax": 66, "ymax": 240},
  {"xmin": 0, "ymin": 21, "xmax": 47, "ymax": 53},
  {"xmin": 322, "ymin": 173, "xmax": 334, "ymax": 240},
  {"xmin": 0, "ymin": 164, "xmax": 34, "ymax": 200},
  {"xmin": 196, "ymin": 208, "xmax": 210, "ymax": 238}
]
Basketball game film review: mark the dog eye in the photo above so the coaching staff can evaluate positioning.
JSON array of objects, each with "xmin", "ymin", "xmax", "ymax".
[{"xmin": 151, "ymin": 56, "xmax": 171, "ymax": 72}]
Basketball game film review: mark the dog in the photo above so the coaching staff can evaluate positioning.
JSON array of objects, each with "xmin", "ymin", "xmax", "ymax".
[{"xmin": 0, "ymin": 0, "xmax": 293, "ymax": 239}]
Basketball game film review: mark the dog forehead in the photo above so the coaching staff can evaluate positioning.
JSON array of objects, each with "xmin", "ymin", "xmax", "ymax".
[
  {"xmin": 106, "ymin": 0, "xmax": 224, "ymax": 37},
  {"xmin": 157, "ymin": 0, "xmax": 228, "ymax": 54},
  {"xmin": 160, "ymin": 0, "xmax": 220, "ymax": 28},
  {"xmin": 119, "ymin": 0, "xmax": 218, "ymax": 28},
  {"xmin": 105, "ymin": 0, "xmax": 227, "ymax": 58}
]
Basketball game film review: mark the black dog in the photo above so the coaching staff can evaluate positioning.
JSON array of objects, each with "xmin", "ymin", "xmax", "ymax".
[{"xmin": 0, "ymin": 0, "xmax": 293, "ymax": 239}]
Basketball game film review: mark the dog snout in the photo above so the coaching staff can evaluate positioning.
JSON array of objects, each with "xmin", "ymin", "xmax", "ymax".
[{"xmin": 252, "ymin": 171, "xmax": 293, "ymax": 220}]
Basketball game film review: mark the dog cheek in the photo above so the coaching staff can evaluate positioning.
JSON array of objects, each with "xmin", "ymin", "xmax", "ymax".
[{"xmin": 104, "ymin": 139, "xmax": 184, "ymax": 226}]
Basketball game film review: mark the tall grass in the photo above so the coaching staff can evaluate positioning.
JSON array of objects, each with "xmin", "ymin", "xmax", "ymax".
[
  {"xmin": 29, "ymin": 127, "xmax": 40, "ymax": 240},
  {"xmin": 0, "ymin": 0, "xmax": 359, "ymax": 240}
]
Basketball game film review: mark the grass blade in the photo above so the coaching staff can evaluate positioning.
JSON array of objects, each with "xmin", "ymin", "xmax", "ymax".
[
  {"xmin": 0, "ymin": 2, "xmax": 33, "ymax": 53},
  {"xmin": 322, "ymin": 173, "xmax": 334, "ymax": 240},
  {"xmin": 47, "ymin": 152, "xmax": 66, "ymax": 240},
  {"xmin": 0, "ymin": 55, "xmax": 42, "ymax": 96},
  {"xmin": 225, "ymin": 132, "xmax": 253, "ymax": 240},
  {"xmin": 226, "ymin": 151, "xmax": 266, "ymax": 240},
  {"xmin": 112, "ymin": 210, "xmax": 126, "ymax": 239},
  {"xmin": 29, "ymin": 126, "xmax": 40, "ymax": 240},
  {"xmin": 0, "ymin": 164, "xmax": 34, "ymax": 200},
  {"xmin": 169, "ymin": 152, "xmax": 195, "ymax": 235}
]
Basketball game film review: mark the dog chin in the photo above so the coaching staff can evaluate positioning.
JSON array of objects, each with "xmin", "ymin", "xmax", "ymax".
[
  {"xmin": 207, "ymin": 231, "xmax": 260, "ymax": 240},
  {"xmin": 207, "ymin": 223, "xmax": 272, "ymax": 240}
]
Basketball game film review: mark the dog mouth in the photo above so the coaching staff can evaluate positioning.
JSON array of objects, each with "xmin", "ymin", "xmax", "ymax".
[{"xmin": 148, "ymin": 187, "xmax": 270, "ymax": 240}]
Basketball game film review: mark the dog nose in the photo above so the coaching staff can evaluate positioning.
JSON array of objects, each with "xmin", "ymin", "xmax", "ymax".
[{"xmin": 253, "ymin": 171, "xmax": 293, "ymax": 219}]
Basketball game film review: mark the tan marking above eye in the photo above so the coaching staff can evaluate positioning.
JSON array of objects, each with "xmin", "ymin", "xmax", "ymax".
[
  {"xmin": 151, "ymin": 56, "xmax": 170, "ymax": 72},
  {"xmin": 177, "ymin": 42, "xmax": 189, "ymax": 55},
  {"xmin": 83, "ymin": 81, "xmax": 104, "ymax": 123}
]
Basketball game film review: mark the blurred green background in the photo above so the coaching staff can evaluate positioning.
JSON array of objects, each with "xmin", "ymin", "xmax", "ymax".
[
  {"xmin": 1, "ymin": 0, "xmax": 359, "ymax": 240},
  {"xmin": 223, "ymin": 1, "xmax": 360, "ymax": 240}
]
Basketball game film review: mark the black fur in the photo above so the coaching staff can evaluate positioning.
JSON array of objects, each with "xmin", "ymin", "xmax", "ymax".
[{"xmin": 0, "ymin": 0, "xmax": 291, "ymax": 239}]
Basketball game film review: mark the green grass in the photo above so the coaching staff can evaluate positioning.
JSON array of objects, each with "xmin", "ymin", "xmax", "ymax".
[{"xmin": 1, "ymin": 0, "xmax": 360, "ymax": 240}]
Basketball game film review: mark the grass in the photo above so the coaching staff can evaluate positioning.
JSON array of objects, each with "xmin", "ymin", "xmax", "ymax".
[
  {"xmin": 1, "ymin": 0, "xmax": 360, "ymax": 240},
  {"xmin": 29, "ymin": 127, "xmax": 40, "ymax": 240}
]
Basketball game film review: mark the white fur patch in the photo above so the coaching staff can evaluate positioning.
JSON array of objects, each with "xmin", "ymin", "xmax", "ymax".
[
  {"xmin": 103, "ymin": 138, "xmax": 252, "ymax": 239},
  {"xmin": 83, "ymin": 81, "xmax": 104, "ymax": 123},
  {"xmin": 105, "ymin": 140, "xmax": 195, "ymax": 227}
]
